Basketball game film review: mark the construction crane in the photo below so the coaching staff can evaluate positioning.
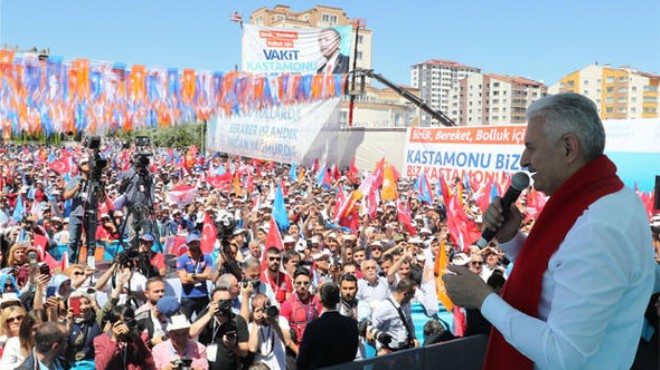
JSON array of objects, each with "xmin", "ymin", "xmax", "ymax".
[{"xmin": 346, "ymin": 68, "xmax": 456, "ymax": 127}]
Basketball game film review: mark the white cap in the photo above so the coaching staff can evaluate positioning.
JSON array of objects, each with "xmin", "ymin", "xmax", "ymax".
[
  {"xmin": 312, "ymin": 249, "xmax": 332, "ymax": 260},
  {"xmin": 452, "ymin": 253, "xmax": 470, "ymax": 266},
  {"xmin": 167, "ymin": 314, "xmax": 191, "ymax": 332}
]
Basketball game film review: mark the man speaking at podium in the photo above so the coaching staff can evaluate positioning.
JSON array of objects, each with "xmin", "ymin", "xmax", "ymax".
[{"xmin": 443, "ymin": 93, "xmax": 654, "ymax": 369}]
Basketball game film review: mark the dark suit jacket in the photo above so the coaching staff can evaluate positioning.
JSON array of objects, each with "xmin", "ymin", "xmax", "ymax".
[
  {"xmin": 296, "ymin": 311, "xmax": 359, "ymax": 370},
  {"xmin": 316, "ymin": 54, "xmax": 350, "ymax": 75}
]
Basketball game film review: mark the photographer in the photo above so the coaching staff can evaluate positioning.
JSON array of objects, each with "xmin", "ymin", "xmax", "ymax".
[
  {"xmin": 94, "ymin": 304, "xmax": 156, "ymax": 370},
  {"xmin": 248, "ymin": 293, "xmax": 293, "ymax": 370},
  {"xmin": 152, "ymin": 314, "xmax": 208, "ymax": 370},
  {"xmin": 62, "ymin": 155, "xmax": 90, "ymax": 264},
  {"xmin": 370, "ymin": 278, "xmax": 418, "ymax": 355},
  {"xmin": 137, "ymin": 234, "xmax": 166, "ymax": 277},
  {"xmin": 118, "ymin": 152, "xmax": 155, "ymax": 248},
  {"xmin": 238, "ymin": 258, "xmax": 277, "ymax": 322},
  {"xmin": 189, "ymin": 287, "xmax": 249, "ymax": 370}
]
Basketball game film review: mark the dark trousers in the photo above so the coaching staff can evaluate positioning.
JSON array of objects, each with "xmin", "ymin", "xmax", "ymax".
[{"xmin": 180, "ymin": 296, "xmax": 210, "ymax": 321}]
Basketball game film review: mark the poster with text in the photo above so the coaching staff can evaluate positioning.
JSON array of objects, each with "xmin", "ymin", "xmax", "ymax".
[
  {"xmin": 207, "ymin": 98, "xmax": 341, "ymax": 165},
  {"xmin": 242, "ymin": 24, "xmax": 352, "ymax": 74}
]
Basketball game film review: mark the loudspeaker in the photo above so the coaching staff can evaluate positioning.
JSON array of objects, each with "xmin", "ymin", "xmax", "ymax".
[{"xmin": 654, "ymin": 176, "xmax": 660, "ymax": 211}]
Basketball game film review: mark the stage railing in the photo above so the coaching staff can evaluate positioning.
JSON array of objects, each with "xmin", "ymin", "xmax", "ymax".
[{"xmin": 321, "ymin": 334, "xmax": 488, "ymax": 370}]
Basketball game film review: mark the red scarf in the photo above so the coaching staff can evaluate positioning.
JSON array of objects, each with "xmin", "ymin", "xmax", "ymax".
[{"xmin": 484, "ymin": 155, "xmax": 623, "ymax": 369}]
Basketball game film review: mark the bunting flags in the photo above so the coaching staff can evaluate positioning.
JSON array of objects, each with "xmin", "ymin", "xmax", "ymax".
[{"xmin": 0, "ymin": 51, "xmax": 344, "ymax": 136}]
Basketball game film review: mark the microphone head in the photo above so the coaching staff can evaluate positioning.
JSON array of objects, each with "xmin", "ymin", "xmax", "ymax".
[{"xmin": 510, "ymin": 172, "xmax": 531, "ymax": 191}]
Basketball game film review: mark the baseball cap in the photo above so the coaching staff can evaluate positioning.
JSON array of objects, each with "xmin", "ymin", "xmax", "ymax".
[
  {"xmin": 156, "ymin": 296, "xmax": 181, "ymax": 319},
  {"xmin": 140, "ymin": 234, "xmax": 155, "ymax": 243},
  {"xmin": 186, "ymin": 234, "xmax": 200, "ymax": 244}
]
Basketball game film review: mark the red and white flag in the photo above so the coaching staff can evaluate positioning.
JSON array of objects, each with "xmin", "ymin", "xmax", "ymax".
[
  {"xmin": 166, "ymin": 185, "xmax": 197, "ymax": 206},
  {"xmin": 48, "ymin": 158, "xmax": 71, "ymax": 175},
  {"xmin": 200, "ymin": 212, "xmax": 217, "ymax": 254}
]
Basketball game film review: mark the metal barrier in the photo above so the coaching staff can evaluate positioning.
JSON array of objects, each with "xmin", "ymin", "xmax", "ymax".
[{"xmin": 322, "ymin": 334, "xmax": 488, "ymax": 370}]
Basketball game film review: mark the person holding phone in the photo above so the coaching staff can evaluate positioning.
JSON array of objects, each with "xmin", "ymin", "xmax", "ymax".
[{"xmin": 65, "ymin": 290, "xmax": 101, "ymax": 370}]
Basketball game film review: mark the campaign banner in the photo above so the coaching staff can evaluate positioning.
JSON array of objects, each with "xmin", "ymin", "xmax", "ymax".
[
  {"xmin": 403, "ymin": 119, "xmax": 660, "ymax": 191},
  {"xmin": 207, "ymin": 98, "xmax": 340, "ymax": 165},
  {"xmin": 242, "ymin": 24, "xmax": 352, "ymax": 74},
  {"xmin": 403, "ymin": 125, "xmax": 527, "ymax": 185}
]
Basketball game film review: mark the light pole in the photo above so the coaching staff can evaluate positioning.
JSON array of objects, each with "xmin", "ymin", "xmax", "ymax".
[{"xmin": 348, "ymin": 18, "xmax": 366, "ymax": 128}]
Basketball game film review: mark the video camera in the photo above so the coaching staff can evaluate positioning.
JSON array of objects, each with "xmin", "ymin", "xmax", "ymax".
[
  {"xmin": 215, "ymin": 211, "xmax": 238, "ymax": 247},
  {"xmin": 82, "ymin": 136, "xmax": 108, "ymax": 181},
  {"xmin": 132, "ymin": 136, "xmax": 152, "ymax": 170}
]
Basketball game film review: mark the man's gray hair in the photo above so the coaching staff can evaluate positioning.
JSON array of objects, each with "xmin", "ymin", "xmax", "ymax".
[
  {"xmin": 216, "ymin": 273, "xmax": 237, "ymax": 289},
  {"xmin": 526, "ymin": 92, "xmax": 605, "ymax": 161},
  {"xmin": 242, "ymin": 257, "xmax": 261, "ymax": 271}
]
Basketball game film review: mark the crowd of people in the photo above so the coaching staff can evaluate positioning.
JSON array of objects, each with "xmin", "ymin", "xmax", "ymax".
[{"xmin": 0, "ymin": 96, "xmax": 657, "ymax": 370}]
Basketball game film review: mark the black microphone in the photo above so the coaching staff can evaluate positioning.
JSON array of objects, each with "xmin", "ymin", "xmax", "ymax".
[{"xmin": 476, "ymin": 172, "xmax": 530, "ymax": 248}]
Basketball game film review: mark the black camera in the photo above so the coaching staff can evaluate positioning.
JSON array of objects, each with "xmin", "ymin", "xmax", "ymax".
[
  {"xmin": 172, "ymin": 358, "xmax": 193, "ymax": 370},
  {"xmin": 241, "ymin": 279, "xmax": 261, "ymax": 290},
  {"xmin": 132, "ymin": 136, "xmax": 152, "ymax": 169},
  {"xmin": 265, "ymin": 304, "xmax": 279, "ymax": 319},
  {"xmin": 215, "ymin": 299, "xmax": 233, "ymax": 317},
  {"xmin": 357, "ymin": 319, "xmax": 393, "ymax": 346},
  {"xmin": 82, "ymin": 136, "xmax": 101, "ymax": 150}
]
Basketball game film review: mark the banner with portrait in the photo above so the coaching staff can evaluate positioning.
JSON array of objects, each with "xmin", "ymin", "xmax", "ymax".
[
  {"xmin": 207, "ymin": 98, "xmax": 341, "ymax": 165},
  {"xmin": 242, "ymin": 24, "xmax": 352, "ymax": 74}
]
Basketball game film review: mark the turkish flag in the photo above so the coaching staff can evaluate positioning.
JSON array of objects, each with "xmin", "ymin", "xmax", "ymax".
[
  {"xmin": 265, "ymin": 216, "xmax": 283, "ymax": 251},
  {"xmin": 48, "ymin": 158, "xmax": 70, "ymax": 174},
  {"xmin": 200, "ymin": 212, "xmax": 217, "ymax": 254},
  {"xmin": 396, "ymin": 200, "xmax": 416, "ymax": 236},
  {"xmin": 33, "ymin": 234, "xmax": 59, "ymax": 271},
  {"xmin": 207, "ymin": 173, "xmax": 233, "ymax": 189},
  {"xmin": 164, "ymin": 235, "xmax": 189, "ymax": 256}
]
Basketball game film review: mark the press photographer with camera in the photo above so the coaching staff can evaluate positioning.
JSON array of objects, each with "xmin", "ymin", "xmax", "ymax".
[
  {"xmin": 94, "ymin": 304, "xmax": 156, "ymax": 370},
  {"xmin": 189, "ymin": 287, "xmax": 249, "ymax": 370},
  {"xmin": 62, "ymin": 155, "xmax": 91, "ymax": 264},
  {"xmin": 118, "ymin": 137, "xmax": 156, "ymax": 248},
  {"xmin": 248, "ymin": 293, "xmax": 293, "ymax": 370},
  {"xmin": 370, "ymin": 278, "xmax": 419, "ymax": 355},
  {"xmin": 238, "ymin": 258, "xmax": 278, "ymax": 322},
  {"xmin": 152, "ymin": 314, "xmax": 208, "ymax": 370}
]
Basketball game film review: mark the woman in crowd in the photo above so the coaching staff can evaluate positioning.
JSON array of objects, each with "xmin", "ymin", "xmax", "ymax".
[
  {"xmin": 0, "ymin": 305, "xmax": 26, "ymax": 357},
  {"xmin": 0, "ymin": 309, "xmax": 48, "ymax": 369},
  {"xmin": 65, "ymin": 290, "xmax": 101, "ymax": 370}
]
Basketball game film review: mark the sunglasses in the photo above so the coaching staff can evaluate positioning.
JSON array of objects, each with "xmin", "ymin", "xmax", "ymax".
[
  {"xmin": 471, "ymin": 262, "xmax": 483, "ymax": 266},
  {"xmin": 7, "ymin": 315, "xmax": 24, "ymax": 324},
  {"xmin": 72, "ymin": 271, "xmax": 85, "ymax": 276},
  {"xmin": 268, "ymin": 257, "xmax": 282, "ymax": 262}
]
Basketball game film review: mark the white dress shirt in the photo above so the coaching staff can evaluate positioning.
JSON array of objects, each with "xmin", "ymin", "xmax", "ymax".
[{"xmin": 481, "ymin": 188, "xmax": 654, "ymax": 369}]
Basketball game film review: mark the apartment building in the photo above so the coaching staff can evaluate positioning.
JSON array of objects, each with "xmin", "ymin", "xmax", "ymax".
[
  {"xmin": 410, "ymin": 59, "xmax": 480, "ymax": 126},
  {"xmin": 548, "ymin": 64, "xmax": 660, "ymax": 119},
  {"xmin": 448, "ymin": 73, "xmax": 547, "ymax": 126}
]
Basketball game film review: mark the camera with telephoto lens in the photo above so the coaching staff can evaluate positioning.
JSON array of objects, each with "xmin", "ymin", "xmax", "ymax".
[
  {"xmin": 241, "ymin": 278, "xmax": 261, "ymax": 290},
  {"xmin": 357, "ymin": 319, "xmax": 393, "ymax": 346},
  {"xmin": 171, "ymin": 357, "xmax": 193, "ymax": 370}
]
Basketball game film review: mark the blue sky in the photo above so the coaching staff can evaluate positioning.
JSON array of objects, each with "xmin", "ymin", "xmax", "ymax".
[{"xmin": 2, "ymin": 0, "xmax": 659, "ymax": 87}]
